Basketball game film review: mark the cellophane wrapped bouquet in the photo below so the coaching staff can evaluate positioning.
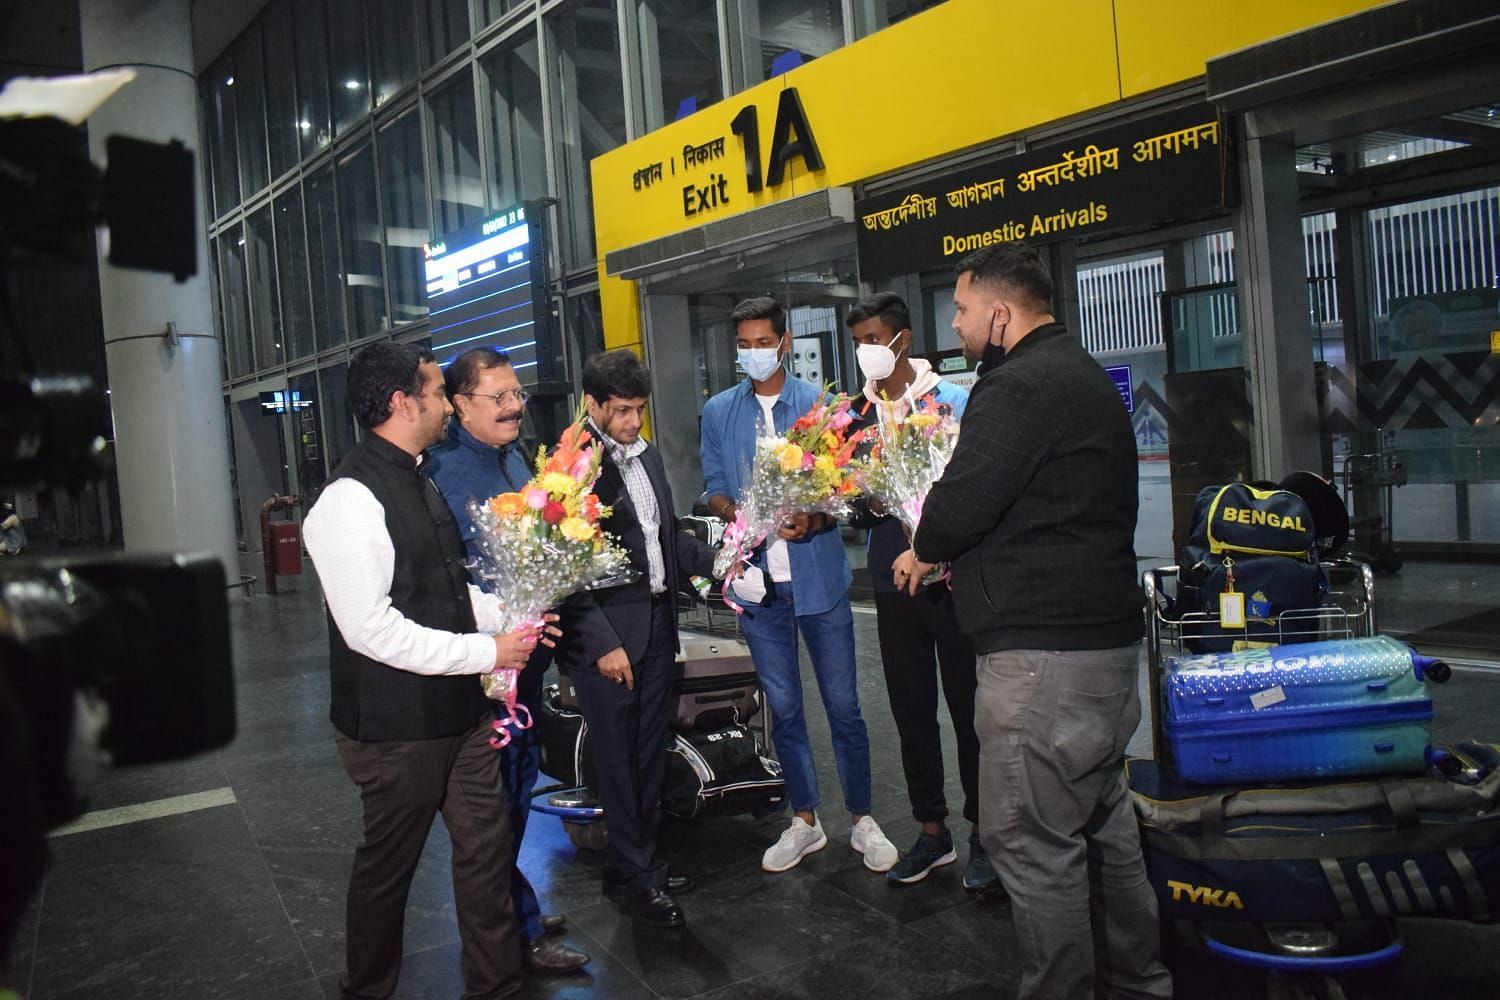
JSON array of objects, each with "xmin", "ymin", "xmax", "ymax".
[
  {"xmin": 713, "ymin": 393, "xmax": 867, "ymax": 589},
  {"xmin": 863, "ymin": 391, "xmax": 960, "ymax": 585},
  {"xmin": 467, "ymin": 413, "xmax": 633, "ymax": 743}
]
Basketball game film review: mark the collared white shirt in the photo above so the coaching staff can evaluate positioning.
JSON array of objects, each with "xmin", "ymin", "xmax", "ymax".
[
  {"xmin": 755, "ymin": 393, "xmax": 792, "ymax": 583},
  {"xmin": 304, "ymin": 473, "xmax": 507, "ymax": 676},
  {"xmin": 593, "ymin": 422, "xmax": 667, "ymax": 595}
]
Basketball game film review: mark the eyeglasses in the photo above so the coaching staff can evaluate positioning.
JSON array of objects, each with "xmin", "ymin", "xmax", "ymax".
[{"xmin": 457, "ymin": 389, "xmax": 530, "ymax": 406}]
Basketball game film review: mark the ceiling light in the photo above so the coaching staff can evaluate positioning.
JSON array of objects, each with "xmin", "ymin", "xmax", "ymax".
[
  {"xmin": 1386, "ymin": 153, "xmax": 1398, "ymax": 161},
  {"xmin": 344, "ymin": 80, "xmax": 361, "ymax": 90},
  {"xmin": 299, "ymin": 120, "xmax": 311, "ymax": 130},
  {"xmin": 225, "ymin": 75, "xmax": 235, "ymax": 86}
]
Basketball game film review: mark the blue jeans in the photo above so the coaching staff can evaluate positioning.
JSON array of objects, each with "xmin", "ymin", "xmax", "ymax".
[
  {"xmin": 499, "ymin": 721, "xmax": 543, "ymax": 943},
  {"xmin": 738, "ymin": 588, "xmax": 871, "ymax": 815}
]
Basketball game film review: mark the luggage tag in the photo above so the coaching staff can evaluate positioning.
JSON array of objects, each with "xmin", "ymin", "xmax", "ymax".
[{"xmin": 1218, "ymin": 560, "xmax": 1245, "ymax": 629}]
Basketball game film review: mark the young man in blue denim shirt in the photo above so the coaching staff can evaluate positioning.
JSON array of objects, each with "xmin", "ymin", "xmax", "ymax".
[
  {"xmin": 426, "ymin": 347, "xmax": 590, "ymax": 976},
  {"xmin": 700, "ymin": 296, "xmax": 896, "ymax": 874}
]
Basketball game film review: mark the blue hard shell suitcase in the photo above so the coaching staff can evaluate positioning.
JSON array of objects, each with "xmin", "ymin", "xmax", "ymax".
[
  {"xmin": 1165, "ymin": 636, "xmax": 1442, "ymax": 784},
  {"xmin": 1127, "ymin": 755, "xmax": 1500, "ymax": 924}
]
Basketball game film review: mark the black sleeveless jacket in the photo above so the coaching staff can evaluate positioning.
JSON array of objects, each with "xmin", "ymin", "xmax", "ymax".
[{"xmin": 325, "ymin": 434, "xmax": 489, "ymax": 741}]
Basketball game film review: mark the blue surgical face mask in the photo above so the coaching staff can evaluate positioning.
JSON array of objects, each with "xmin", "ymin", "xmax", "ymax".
[{"xmin": 737, "ymin": 345, "xmax": 783, "ymax": 382}]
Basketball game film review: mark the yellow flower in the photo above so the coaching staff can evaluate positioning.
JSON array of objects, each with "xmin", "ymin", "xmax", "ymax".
[
  {"xmin": 820, "ymin": 431, "xmax": 838, "ymax": 453},
  {"xmin": 539, "ymin": 471, "xmax": 578, "ymax": 498},
  {"xmin": 907, "ymin": 413, "xmax": 939, "ymax": 430},
  {"xmin": 814, "ymin": 454, "xmax": 835, "ymax": 474},
  {"xmin": 777, "ymin": 443, "xmax": 804, "ymax": 473},
  {"xmin": 559, "ymin": 516, "xmax": 595, "ymax": 542}
]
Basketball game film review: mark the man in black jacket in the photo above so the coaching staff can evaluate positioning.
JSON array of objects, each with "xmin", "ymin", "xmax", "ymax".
[
  {"xmin": 304, "ymin": 342, "xmax": 549, "ymax": 1000},
  {"xmin": 895, "ymin": 244, "xmax": 1171, "ymax": 1000},
  {"xmin": 557, "ymin": 349, "xmax": 718, "ymax": 928}
]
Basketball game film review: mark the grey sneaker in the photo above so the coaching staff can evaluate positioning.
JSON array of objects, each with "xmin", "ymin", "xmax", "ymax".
[
  {"xmin": 886, "ymin": 830, "xmax": 958, "ymax": 885},
  {"xmin": 963, "ymin": 831, "xmax": 1003, "ymax": 894},
  {"xmin": 762, "ymin": 816, "xmax": 827, "ymax": 872}
]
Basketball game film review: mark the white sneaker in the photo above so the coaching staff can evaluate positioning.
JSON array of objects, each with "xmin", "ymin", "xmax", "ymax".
[
  {"xmin": 850, "ymin": 815, "xmax": 899, "ymax": 872},
  {"xmin": 762, "ymin": 816, "xmax": 828, "ymax": 873}
]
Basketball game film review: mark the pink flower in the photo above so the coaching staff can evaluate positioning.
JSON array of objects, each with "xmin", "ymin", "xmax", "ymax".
[
  {"xmin": 570, "ymin": 451, "xmax": 593, "ymax": 481},
  {"xmin": 523, "ymin": 487, "xmax": 548, "ymax": 510},
  {"xmin": 801, "ymin": 452, "xmax": 815, "ymax": 471},
  {"xmin": 828, "ymin": 409, "xmax": 853, "ymax": 431}
]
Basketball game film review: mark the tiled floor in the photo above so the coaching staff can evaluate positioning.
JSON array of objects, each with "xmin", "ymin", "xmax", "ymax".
[{"xmin": 7, "ymin": 555, "xmax": 1500, "ymax": 999}]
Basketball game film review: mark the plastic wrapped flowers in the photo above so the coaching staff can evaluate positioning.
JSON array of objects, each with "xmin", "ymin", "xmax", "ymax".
[
  {"xmin": 713, "ymin": 392, "xmax": 867, "ymax": 587},
  {"xmin": 863, "ymin": 391, "xmax": 960, "ymax": 586},
  {"xmin": 467, "ymin": 413, "xmax": 633, "ymax": 743}
]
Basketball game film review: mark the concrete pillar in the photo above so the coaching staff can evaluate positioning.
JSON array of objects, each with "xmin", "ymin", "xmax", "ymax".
[
  {"xmin": 640, "ymin": 291, "xmax": 707, "ymax": 512},
  {"xmin": 1234, "ymin": 122, "xmax": 1323, "ymax": 480},
  {"xmin": 79, "ymin": 0, "xmax": 238, "ymax": 577}
]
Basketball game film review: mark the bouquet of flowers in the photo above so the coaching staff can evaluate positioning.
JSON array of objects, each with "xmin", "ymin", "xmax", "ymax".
[
  {"xmin": 713, "ymin": 392, "xmax": 867, "ymax": 590},
  {"xmin": 467, "ymin": 413, "xmax": 633, "ymax": 745},
  {"xmin": 863, "ymin": 391, "xmax": 960, "ymax": 585}
]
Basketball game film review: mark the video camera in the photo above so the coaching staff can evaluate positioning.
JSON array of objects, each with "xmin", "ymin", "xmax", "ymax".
[{"xmin": 0, "ymin": 74, "xmax": 236, "ymax": 961}]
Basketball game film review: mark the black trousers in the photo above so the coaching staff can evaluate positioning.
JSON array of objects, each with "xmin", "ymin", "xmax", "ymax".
[
  {"xmin": 569, "ymin": 596, "xmax": 676, "ymax": 891},
  {"xmin": 873, "ymin": 585, "xmax": 981, "ymax": 826},
  {"xmin": 335, "ymin": 721, "xmax": 521, "ymax": 1000}
]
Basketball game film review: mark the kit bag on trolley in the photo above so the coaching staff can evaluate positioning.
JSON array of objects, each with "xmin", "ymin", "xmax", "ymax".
[
  {"xmin": 1179, "ymin": 481, "xmax": 1325, "ymax": 651},
  {"xmin": 1126, "ymin": 748, "xmax": 1500, "ymax": 924}
]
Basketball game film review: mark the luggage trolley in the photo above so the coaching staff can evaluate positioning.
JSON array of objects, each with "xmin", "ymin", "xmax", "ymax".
[
  {"xmin": 1136, "ymin": 559, "xmax": 1410, "ymax": 985},
  {"xmin": 530, "ymin": 628, "xmax": 783, "ymax": 851}
]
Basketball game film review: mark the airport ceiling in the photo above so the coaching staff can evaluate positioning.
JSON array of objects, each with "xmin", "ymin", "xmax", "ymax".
[{"xmin": 0, "ymin": 0, "xmax": 268, "ymax": 78}]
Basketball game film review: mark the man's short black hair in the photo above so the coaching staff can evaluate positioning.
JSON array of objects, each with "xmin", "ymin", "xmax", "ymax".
[
  {"xmin": 445, "ymin": 346, "xmax": 512, "ymax": 398},
  {"xmin": 582, "ymin": 348, "xmax": 652, "ymax": 403},
  {"xmin": 957, "ymin": 242, "xmax": 1053, "ymax": 311},
  {"xmin": 730, "ymin": 295, "xmax": 786, "ymax": 336},
  {"xmin": 348, "ymin": 342, "xmax": 435, "ymax": 430},
  {"xmin": 845, "ymin": 292, "xmax": 910, "ymax": 336}
]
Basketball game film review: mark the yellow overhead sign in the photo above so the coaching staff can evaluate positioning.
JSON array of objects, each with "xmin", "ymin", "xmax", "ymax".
[{"xmin": 590, "ymin": 0, "xmax": 1390, "ymax": 348}]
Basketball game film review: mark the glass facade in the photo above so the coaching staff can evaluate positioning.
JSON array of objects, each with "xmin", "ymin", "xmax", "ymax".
[
  {"xmin": 328, "ymin": 0, "xmax": 373, "ymax": 136},
  {"xmin": 549, "ymin": 0, "xmax": 628, "ymax": 265},
  {"xmin": 483, "ymin": 32, "xmax": 547, "ymax": 208},
  {"xmin": 378, "ymin": 108, "xmax": 430, "ymax": 329},
  {"xmin": 428, "ymin": 68, "xmax": 484, "ymax": 237},
  {"xmin": 336, "ymin": 142, "xmax": 386, "ymax": 339},
  {"xmin": 202, "ymin": 0, "xmax": 869, "ymax": 513}
]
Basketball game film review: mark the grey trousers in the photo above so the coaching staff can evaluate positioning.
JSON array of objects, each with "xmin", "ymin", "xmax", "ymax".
[{"xmin": 975, "ymin": 645, "xmax": 1173, "ymax": 1000}]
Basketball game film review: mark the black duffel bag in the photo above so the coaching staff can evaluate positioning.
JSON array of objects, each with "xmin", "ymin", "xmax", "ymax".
[
  {"xmin": 1127, "ymin": 750, "xmax": 1500, "ymax": 924},
  {"xmin": 662, "ymin": 722, "xmax": 785, "ymax": 819}
]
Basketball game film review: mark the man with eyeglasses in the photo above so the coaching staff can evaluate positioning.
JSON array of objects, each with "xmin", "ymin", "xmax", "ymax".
[
  {"xmin": 304, "ymin": 342, "xmax": 551, "ymax": 1000},
  {"xmin": 427, "ymin": 346, "xmax": 591, "ymax": 976}
]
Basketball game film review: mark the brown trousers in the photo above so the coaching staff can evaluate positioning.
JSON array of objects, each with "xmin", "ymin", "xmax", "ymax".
[{"xmin": 336, "ymin": 721, "xmax": 521, "ymax": 999}]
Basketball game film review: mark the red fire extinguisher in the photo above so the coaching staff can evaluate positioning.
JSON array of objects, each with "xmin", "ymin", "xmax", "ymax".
[{"xmin": 260, "ymin": 495, "xmax": 301, "ymax": 594}]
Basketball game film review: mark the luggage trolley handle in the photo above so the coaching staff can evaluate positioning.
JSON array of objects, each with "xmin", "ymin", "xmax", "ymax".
[{"xmin": 1141, "ymin": 566, "xmax": 1174, "ymax": 768}]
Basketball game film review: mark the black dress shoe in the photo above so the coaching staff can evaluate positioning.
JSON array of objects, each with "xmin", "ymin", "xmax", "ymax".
[
  {"xmin": 603, "ymin": 867, "xmax": 695, "ymax": 896},
  {"xmin": 629, "ymin": 886, "xmax": 685, "ymax": 928},
  {"xmin": 539, "ymin": 913, "xmax": 567, "ymax": 936},
  {"xmin": 524, "ymin": 937, "xmax": 590, "ymax": 974}
]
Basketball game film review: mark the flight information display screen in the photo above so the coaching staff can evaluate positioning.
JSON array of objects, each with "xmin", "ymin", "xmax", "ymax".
[{"xmin": 423, "ymin": 203, "xmax": 554, "ymax": 380}]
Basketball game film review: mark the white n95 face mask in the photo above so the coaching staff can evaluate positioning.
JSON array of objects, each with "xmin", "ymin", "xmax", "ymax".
[
  {"xmin": 855, "ymin": 332, "xmax": 903, "ymax": 382},
  {"xmin": 737, "ymin": 346, "xmax": 783, "ymax": 382}
]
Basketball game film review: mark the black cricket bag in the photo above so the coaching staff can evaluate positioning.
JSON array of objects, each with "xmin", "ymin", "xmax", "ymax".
[
  {"xmin": 1179, "ymin": 481, "xmax": 1326, "ymax": 651},
  {"xmin": 536, "ymin": 683, "xmax": 598, "ymax": 791},
  {"xmin": 1127, "ymin": 751, "xmax": 1500, "ymax": 924},
  {"xmin": 662, "ymin": 722, "xmax": 785, "ymax": 819}
]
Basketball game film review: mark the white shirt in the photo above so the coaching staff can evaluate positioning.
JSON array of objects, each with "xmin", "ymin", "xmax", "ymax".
[
  {"xmin": 594, "ymin": 423, "xmax": 667, "ymax": 594},
  {"xmin": 304, "ymin": 475, "xmax": 506, "ymax": 676},
  {"xmin": 755, "ymin": 392, "xmax": 792, "ymax": 583}
]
